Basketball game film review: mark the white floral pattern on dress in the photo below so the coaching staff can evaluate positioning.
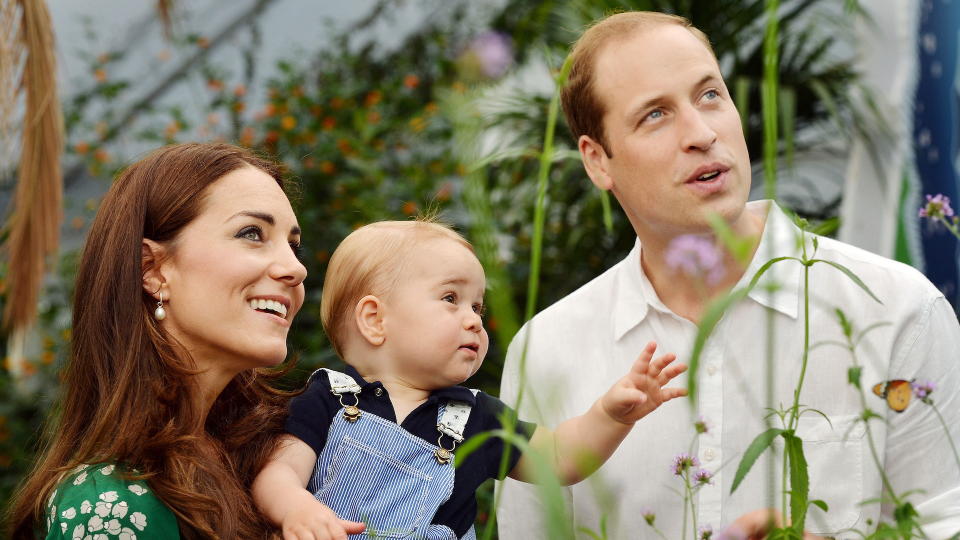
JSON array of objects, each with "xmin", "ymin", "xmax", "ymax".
[
  {"xmin": 47, "ymin": 466, "xmax": 161, "ymax": 540},
  {"xmin": 129, "ymin": 512, "xmax": 146, "ymax": 531}
]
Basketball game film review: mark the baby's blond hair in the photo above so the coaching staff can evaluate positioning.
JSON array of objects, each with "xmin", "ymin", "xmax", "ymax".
[{"xmin": 321, "ymin": 218, "xmax": 474, "ymax": 359}]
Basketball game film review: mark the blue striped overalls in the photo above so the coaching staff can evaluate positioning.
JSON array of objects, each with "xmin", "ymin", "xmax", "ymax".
[{"xmin": 307, "ymin": 369, "xmax": 478, "ymax": 540}]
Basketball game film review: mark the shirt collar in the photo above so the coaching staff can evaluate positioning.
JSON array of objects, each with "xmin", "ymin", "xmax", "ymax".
[
  {"xmin": 342, "ymin": 364, "xmax": 478, "ymax": 406},
  {"xmin": 613, "ymin": 200, "xmax": 803, "ymax": 341}
]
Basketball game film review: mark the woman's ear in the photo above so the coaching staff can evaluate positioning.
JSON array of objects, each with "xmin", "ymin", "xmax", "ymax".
[
  {"xmin": 354, "ymin": 295, "xmax": 386, "ymax": 346},
  {"xmin": 142, "ymin": 239, "xmax": 167, "ymax": 300}
]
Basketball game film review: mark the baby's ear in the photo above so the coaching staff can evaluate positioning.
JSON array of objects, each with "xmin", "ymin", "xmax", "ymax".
[{"xmin": 355, "ymin": 295, "xmax": 386, "ymax": 346}]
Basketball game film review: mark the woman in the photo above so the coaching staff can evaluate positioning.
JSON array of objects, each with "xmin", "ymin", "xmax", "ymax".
[{"xmin": 6, "ymin": 143, "xmax": 307, "ymax": 539}]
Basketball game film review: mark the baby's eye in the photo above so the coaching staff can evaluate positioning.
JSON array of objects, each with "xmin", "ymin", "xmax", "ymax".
[
  {"xmin": 443, "ymin": 293, "xmax": 457, "ymax": 304},
  {"xmin": 238, "ymin": 226, "xmax": 263, "ymax": 242},
  {"xmin": 472, "ymin": 303, "xmax": 486, "ymax": 316}
]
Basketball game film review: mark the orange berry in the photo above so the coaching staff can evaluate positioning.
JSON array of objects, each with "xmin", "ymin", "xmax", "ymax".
[
  {"xmin": 74, "ymin": 141, "xmax": 89, "ymax": 155},
  {"xmin": 94, "ymin": 68, "xmax": 107, "ymax": 83},
  {"xmin": 320, "ymin": 161, "xmax": 336, "ymax": 175},
  {"xmin": 403, "ymin": 74, "xmax": 420, "ymax": 89},
  {"xmin": 281, "ymin": 115, "xmax": 297, "ymax": 130}
]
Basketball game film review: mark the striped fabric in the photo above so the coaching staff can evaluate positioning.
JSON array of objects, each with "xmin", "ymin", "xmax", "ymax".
[{"xmin": 309, "ymin": 407, "xmax": 474, "ymax": 539}]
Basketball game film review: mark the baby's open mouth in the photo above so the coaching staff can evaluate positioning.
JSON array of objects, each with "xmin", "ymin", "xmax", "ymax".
[{"xmin": 249, "ymin": 299, "xmax": 287, "ymax": 318}]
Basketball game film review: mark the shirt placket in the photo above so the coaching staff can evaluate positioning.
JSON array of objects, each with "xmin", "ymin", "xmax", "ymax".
[{"xmin": 696, "ymin": 316, "xmax": 728, "ymax": 532}]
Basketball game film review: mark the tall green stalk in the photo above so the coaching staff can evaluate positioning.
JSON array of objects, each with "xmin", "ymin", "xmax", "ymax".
[{"xmin": 762, "ymin": 0, "xmax": 780, "ymax": 201}]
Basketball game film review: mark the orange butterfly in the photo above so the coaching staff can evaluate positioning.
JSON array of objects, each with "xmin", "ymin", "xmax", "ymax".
[{"xmin": 873, "ymin": 379, "xmax": 913, "ymax": 413}]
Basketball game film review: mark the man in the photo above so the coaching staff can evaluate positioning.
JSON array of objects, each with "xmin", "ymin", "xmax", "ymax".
[{"xmin": 497, "ymin": 11, "xmax": 960, "ymax": 540}]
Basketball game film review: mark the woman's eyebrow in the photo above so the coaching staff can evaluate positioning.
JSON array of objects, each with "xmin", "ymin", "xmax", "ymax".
[{"xmin": 227, "ymin": 210, "xmax": 275, "ymax": 225}]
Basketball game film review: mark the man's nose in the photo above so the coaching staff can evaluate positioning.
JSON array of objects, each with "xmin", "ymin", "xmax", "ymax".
[{"xmin": 680, "ymin": 107, "xmax": 717, "ymax": 151}]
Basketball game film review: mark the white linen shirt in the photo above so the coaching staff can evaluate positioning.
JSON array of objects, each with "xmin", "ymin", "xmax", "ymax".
[{"xmin": 497, "ymin": 201, "xmax": 960, "ymax": 540}]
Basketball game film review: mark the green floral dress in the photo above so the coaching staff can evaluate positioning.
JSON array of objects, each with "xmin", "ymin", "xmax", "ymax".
[{"xmin": 44, "ymin": 463, "xmax": 180, "ymax": 540}]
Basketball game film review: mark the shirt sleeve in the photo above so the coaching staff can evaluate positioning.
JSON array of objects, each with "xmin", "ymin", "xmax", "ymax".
[
  {"xmin": 884, "ymin": 296, "xmax": 960, "ymax": 538},
  {"xmin": 475, "ymin": 391, "xmax": 537, "ymax": 481},
  {"xmin": 45, "ymin": 464, "xmax": 180, "ymax": 540},
  {"xmin": 285, "ymin": 372, "xmax": 333, "ymax": 456}
]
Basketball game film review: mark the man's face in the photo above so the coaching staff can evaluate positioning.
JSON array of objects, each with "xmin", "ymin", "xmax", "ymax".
[{"xmin": 585, "ymin": 25, "xmax": 752, "ymax": 240}]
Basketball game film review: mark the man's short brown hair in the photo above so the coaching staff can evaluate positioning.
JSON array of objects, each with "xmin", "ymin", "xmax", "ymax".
[{"xmin": 560, "ymin": 11, "xmax": 716, "ymax": 158}]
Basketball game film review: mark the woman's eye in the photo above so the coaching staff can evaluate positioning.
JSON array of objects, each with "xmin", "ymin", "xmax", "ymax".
[
  {"xmin": 238, "ymin": 226, "xmax": 263, "ymax": 242},
  {"xmin": 290, "ymin": 241, "xmax": 304, "ymax": 260}
]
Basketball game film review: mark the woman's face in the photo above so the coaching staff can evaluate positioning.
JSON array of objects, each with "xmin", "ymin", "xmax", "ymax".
[{"xmin": 155, "ymin": 166, "xmax": 307, "ymax": 374}]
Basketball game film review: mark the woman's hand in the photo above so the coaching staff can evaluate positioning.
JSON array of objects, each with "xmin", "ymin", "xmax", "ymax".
[{"xmin": 280, "ymin": 492, "xmax": 366, "ymax": 540}]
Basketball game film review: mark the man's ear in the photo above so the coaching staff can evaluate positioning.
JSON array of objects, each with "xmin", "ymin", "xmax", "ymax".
[
  {"xmin": 355, "ymin": 295, "xmax": 386, "ymax": 346},
  {"xmin": 579, "ymin": 134, "xmax": 615, "ymax": 191},
  {"xmin": 142, "ymin": 239, "xmax": 167, "ymax": 300}
]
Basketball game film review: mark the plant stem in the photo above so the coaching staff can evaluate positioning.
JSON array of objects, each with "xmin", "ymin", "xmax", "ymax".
[
  {"xmin": 929, "ymin": 402, "xmax": 960, "ymax": 472},
  {"xmin": 687, "ymin": 473, "xmax": 698, "ymax": 540},
  {"xmin": 762, "ymin": 0, "xmax": 780, "ymax": 201}
]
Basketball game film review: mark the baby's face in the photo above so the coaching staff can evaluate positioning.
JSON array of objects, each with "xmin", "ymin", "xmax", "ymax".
[{"xmin": 381, "ymin": 237, "xmax": 489, "ymax": 389}]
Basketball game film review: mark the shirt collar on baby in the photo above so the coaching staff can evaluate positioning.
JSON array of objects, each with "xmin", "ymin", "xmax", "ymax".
[
  {"xmin": 341, "ymin": 364, "xmax": 478, "ymax": 406},
  {"xmin": 613, "ymin": 200, "xmax": 804, "ymax": 341}
]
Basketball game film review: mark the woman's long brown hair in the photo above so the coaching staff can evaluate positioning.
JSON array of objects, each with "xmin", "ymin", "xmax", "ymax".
[{"xmin": 7, "ymin": 143, "xmax": 295, "ymax": 540}]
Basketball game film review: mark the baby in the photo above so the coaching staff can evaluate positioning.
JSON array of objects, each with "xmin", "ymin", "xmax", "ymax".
[{"xmin": 252, "ymin": 219, "xmax": 687, "ymax": 540}]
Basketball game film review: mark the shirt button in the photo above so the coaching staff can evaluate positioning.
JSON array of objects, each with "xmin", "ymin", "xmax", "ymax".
[
  {"xmin": 374, "ymin": 388, "xmax": 383, "ymax": 397},
  {"xmin": 704, "ymin": 449, "xmax": 715, "ymax": 461},
  {"xmin": 707, "ymin": 364, "xmax": 717, "ymax": 376}
]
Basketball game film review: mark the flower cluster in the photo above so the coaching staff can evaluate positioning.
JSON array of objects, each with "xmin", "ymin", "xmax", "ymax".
[
  {"xmin": 671, "ymin": 453, "xmax": 700, "ymax": 476},
  {"xmin": 665, "ymin": 235, "xmax": 726, "ymax": 285},
  {"xmin": 912, "ymin": 379, "xmax": 936, "ymax": 402},
  {"xmin": 693, "ymin": 468, "xmax": 715, "ymax": 487},
  {"xmin": 694, "ymin": 415, "xmax": 712, "ymax": 435},
  {"xmin": 642, "ymin": 507, "xmax": 656, "ymax": 526},
  {"xmin": 699, "ymin": 525, "xmax": 714, "ymax": 540},
  {"xmin": 919, "ymin": 194, "xmax": 956, "ymax": 223}
]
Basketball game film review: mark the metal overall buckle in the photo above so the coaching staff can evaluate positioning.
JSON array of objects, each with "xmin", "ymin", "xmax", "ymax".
[
  {"xmin": 338, "ymin": 393, "xmax": 362, "ymax": 423},
  {"xmin": 435, "ymin": 434, "xmax": 456, "ymax": 465}
]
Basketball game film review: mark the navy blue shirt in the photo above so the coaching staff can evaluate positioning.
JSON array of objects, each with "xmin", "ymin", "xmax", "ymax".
[{"xmin": 286, "ymin": 365, "xmax": 537, "ymax": 538}]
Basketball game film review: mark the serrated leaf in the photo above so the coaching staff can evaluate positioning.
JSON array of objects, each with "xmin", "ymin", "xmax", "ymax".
[
  {"xmin": 784, "ymin": 433, "xmax": 810, "ymax": 530},
  {"xmin": 688, "ymin": 289, "xmax": 749, "ymax": 401},
  {"xmin": 811, "ymin": 260, "xmax": 882, "ymax": 304},
  {"xmin": 731, "ymin": 428, "xmax": 784, "ymax": 493}
]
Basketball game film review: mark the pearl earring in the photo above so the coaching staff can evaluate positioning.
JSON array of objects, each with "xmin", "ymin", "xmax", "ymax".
[{"xmin": 155, "ymin": 291, "xmax": 166, "ymax": 320}]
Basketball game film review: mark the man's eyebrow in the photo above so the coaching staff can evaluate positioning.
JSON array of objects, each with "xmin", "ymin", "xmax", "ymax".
[
  {"xmin": 227, "ymin": 211, "xmax": 302, "ymax": 236},
  {"xmin": 625, "ymin": 73, "xmax": 723, "ymax": 127}
]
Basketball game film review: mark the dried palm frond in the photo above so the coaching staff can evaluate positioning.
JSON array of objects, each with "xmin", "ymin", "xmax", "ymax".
[
  {"xmin": 0, "ymin": 0, "xmax": 24, "ymax": 175},
  {"xmin": 3, "ymin": 0, "xmax": 63, "ymax": 377}
]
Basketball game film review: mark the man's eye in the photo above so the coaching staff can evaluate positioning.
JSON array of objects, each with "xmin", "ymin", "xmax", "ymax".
[
  {"xmin": 703, "ymin": 90, "xmax": 719, "ymax": 101},
  {"xmin": 238, "ymin": 226, "xmax": 263, "ymax": 241},
  {"xmin": 647, "ymin": 110, "xmax": 663, "ymax": 120}
]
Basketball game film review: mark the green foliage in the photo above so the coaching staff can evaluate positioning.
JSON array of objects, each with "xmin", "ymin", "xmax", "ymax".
[{"xmin": 731, "ymin": 427, "xmax": 783, "ymax": 493}]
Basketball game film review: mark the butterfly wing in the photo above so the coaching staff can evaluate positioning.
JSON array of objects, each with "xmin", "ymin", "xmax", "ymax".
[
  {"xmin": 873, "ymin": 382, "xmax": 884, "ymax": 397},
  {"xmin": 885, "ymin": 380, "xmax": 912, "ymax": 412}
]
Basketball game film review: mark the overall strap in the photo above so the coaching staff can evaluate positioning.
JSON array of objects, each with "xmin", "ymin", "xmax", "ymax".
[
  {"xmin": 318, "ymin": 368, "xmax": 361, "ymax": 395},
  {"xmin": 317, "ymin": 368, "xmax": 362, "ymax": 423},
  {"xmin": 436, "ymin": 390, "xmax": 478, "ymax": 443}
]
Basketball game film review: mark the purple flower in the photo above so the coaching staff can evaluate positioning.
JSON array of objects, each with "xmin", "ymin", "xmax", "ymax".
[
  {"xmin": 699, "ymin": 525, "xmax": 714, "ymax": 540},
  {"xmin": 467, "ymin": 31, "xmax": 514, "ymax": 79},
  {"xmin": 693, "ymin": 468, "xmax": 714, "ymax": 487},
  {"xmin": 670, "ymin": 453, "xmax": 700, "ymax": 476},
  {"xmin": 694, "ymin": 415, "xmax": 712, "ymax": 435},
  {"xmin": 919, "ymin": 194, "xmax": 955, "ymax": 223},
  {"xmin": 665, "ymin": 235, "xmax": 726, "ymax": 285},
  {"xmin": 642, "ymin": 507, "xmax": 656, "ymax": 526},
  {"xmin": 912, "ymin": 379, "xmax": 936, "ymax": 402}
]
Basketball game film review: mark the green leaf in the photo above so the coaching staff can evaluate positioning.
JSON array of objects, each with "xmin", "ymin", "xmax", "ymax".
[
  {"xmin": 452, "ymin": 431, "xmax": 496, "ymax": 466},
  {"xmin": 747, "ymin": 257, "xmax": 800, "ymax": 291},
  {"xmin": 834, "ymin": 308, "xmax": 852, "ymax": 338},
  {"xmin": 848, "ymin": 366, "xmax": 862, "ymax": 388},
  {"xmin": 810, "ymin": 260, "xmax": 882, "ymax": 304},
  {"xmin": 599, "ymin": 189, "xmax": 613, "ymax": 234},
  {"xmin": 809, "ymin": 499, "xmax": 828, "ymax": 512},
  {"xmin": 731, "ymin": 428, "xmax": 784, "ymax": 493},
  {"xmin": 784, "ymin": 433, "xmax": 810, "ymax": 530}
]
